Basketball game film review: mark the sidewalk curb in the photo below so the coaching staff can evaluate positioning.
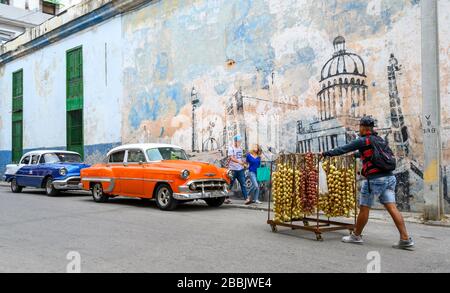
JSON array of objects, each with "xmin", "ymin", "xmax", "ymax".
[
  {"xmin": 224, "ymin": 201, "xmax": 450, "ymax": 227},
  {"xmin": 423, "ymin": 219, "xmax": 450, "ymax": 228},
  {"xmin": 225, "ymin": 202, "xmax": 270, "ymax": 212}
]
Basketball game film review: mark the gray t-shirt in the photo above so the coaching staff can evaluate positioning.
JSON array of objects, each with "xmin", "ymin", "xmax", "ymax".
[{"xmin": 228, "ymin": 146, "xmax": 244, "ymax": 171}]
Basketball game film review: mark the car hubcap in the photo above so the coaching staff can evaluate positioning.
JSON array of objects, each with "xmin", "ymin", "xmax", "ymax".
[
  {"xmin": 93, "ymin": 185, "xmax": 102, "ymax": 199},
  {"xmin": 46, "ymin": 180, "xmax": 53, "ymax": 193},
  {"xmin": 158, "ymin": 187, "xmax": 170, "ymax": 206}
]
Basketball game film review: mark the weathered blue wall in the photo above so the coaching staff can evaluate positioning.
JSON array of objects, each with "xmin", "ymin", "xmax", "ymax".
[
  {"xmin": 84, "ymin": 142, "xmax": 121, "ymax": 164},
  {"xmin": 0, "ymin": 151, "xmax": 11, "ymax": 176}
]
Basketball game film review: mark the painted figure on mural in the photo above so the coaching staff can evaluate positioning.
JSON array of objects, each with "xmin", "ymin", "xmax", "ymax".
[{"xmin": 202, "ymin": 122, "xmax": 219, "ymax": 152}]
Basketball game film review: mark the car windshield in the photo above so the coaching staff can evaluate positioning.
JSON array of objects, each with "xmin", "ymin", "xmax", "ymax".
[
  {"xmin": 146, "ymin": 147, "xmax": 188, "ymax": 161},
  {"xmin": 44, "ymin": 153, "xmax": 82, "ymax": 163}
]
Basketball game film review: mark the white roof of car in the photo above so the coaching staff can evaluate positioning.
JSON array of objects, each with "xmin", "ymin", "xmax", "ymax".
[
  {"xmin": 22, "ymin": 150, "xmax": 80, "ymax": 157},
  {"xmin": 107, "ymin": 143, "xmax": 183, "ymax": 155}
]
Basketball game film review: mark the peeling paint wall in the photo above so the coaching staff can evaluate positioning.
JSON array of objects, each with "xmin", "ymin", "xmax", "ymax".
[
  {"xmin": 0, "ymin": 0, "xmax": 449, "ymax": 212},
  {"xmin": 0, "ymin": 16, "xmax": 123, "ymax": 165}
]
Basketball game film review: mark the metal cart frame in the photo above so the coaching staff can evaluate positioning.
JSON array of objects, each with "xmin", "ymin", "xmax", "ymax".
[{"xmin": 267, "ymin": 154, "xmax": 358, "ymax": 241}]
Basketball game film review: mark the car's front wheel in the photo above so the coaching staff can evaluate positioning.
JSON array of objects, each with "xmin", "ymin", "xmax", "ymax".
[
  {"xmin": 92, "ymin": 183, "xmax": 109, "ymax": 203},
  {"xmin": 10, "ymin": 178, "xmax": 23, "ymax": 193},
  {"xmin": 155, "ymin": 184, "xmax": 177, "ymax": 211},
  {"xmin": 45, "ymin": 177, "xmax": 59, "ymax": 196},
  {"xmin": 204, "ymin": 197, "xmax": 225, "ymax": 208}
]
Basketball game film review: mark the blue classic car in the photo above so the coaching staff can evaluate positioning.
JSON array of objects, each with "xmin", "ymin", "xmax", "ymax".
[{"xmin": 4, "ymin": 150, "xmax": 90, "ymax": 196}]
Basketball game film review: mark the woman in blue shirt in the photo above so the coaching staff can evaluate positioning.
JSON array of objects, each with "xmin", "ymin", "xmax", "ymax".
[{"xmin": 246, "ymin": 144, "xmax": 262, "ymax": 204}]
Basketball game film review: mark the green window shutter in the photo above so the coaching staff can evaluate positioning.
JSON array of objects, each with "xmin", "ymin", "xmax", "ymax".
[
  {"xmin": 66, "ymin": 47, "xmax": 83, "ymax": 111},
  {"xmin": 12, "ymin": 112, "xmax": 23, "ymax": 122},
  {"xmin": 12, "ymin": 70, "xmax": 23, "ymax": 112},
  {"xmin": 66, "ymin": 47, "xmax": 84, "ymax": 158},
  {"xmin": 12, "ymin": 69, "xmax": 23, "ymax": 163}
]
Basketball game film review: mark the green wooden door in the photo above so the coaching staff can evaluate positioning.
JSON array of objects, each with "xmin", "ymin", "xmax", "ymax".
[
  {"xmin": 66, "ymin": 47, "xmax": 84, "ymax": 158},
  {"xmin": 12, "ymin": 70, "xmax": 23, "ymax": 163},
  {"xmin": 11, "ymin": 121, "xmax": 23, "ymax": 163},
  {"xmin": 67, "ymin": 110, "xmax": 84, "ymax": 156}
]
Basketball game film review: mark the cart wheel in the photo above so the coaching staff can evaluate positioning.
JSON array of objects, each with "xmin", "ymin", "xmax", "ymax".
[
  {"xmin": 270, "ymin": 224, "xmax": 278, "ymax": 233},
  {"xmin": 315, "ymin": 234, "xmax": 323, "ymax": 241}
]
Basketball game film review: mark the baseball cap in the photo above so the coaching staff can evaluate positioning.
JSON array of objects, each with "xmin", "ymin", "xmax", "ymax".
[{"xmin": 360, "ymin": 116, "xmax": 375, "ymax": 127}]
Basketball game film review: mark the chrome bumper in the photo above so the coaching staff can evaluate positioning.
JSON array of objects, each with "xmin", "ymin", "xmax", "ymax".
[
  {"xmin": 53, "ymin": 176, "xmax": 82, "ymax": 190},
  {"xmin": 173, "ymin": 190, "xmax": 228, "ymax": 200}
]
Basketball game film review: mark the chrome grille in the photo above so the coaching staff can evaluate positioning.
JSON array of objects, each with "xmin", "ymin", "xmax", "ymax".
[
  {"xmin": 67, "ymin": 178, "xmax": 81, "ymax": 185},
  {"xmin": 189, "ymin": 180, "xmax": 227, "ymax": 192}
]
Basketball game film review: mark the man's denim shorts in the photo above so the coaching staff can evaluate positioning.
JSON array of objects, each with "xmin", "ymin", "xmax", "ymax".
[{"xmin": 360, "ymin": 175, "xmax": 397, "ymax": 207}]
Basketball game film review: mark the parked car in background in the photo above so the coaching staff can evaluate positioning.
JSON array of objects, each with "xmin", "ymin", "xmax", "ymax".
[
  {"xmin": 4, "ymin": 150, "xmax": 90, "ymax": 196},
  {"xmin": 80, "ymin": 144, "xmax": 232, "ymax": 210}
]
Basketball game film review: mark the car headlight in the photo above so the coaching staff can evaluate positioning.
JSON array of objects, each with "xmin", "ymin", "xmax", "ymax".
[
  {"xmin": 180, "ymin": 169, "xmax": 190, "ymax": 179},
  {"xmin": 59, "ymin": 168, "xmax": 67, "ymax": 176},
  {"xmin": 227, "ymin": 170, "xmax": 233, "ymax": 179}
]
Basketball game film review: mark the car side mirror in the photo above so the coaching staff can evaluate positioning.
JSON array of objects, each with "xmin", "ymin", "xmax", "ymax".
[{"xmin": 139, "ymin": 161, "xmax": 144, "ymax": 165}]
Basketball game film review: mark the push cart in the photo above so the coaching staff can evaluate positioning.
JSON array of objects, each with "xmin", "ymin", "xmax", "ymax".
[{"xmin": 267, "ymin": 153, "xmax": 358, "ymax": 241}]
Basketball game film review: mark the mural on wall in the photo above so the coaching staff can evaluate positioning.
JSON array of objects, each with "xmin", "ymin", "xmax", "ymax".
[
  {"xmin": 119, "ymin": 0, "xmax": 449, "ymax": 211},
  {"xmin": 387, "ymin": 53, "xmax": 409, "ymax": 157},
  {"xmin": 295, "ymin": 36, "xmax": 424, "ymax": 211}
]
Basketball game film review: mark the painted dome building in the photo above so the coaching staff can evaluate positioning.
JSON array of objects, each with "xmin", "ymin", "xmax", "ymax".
[
  {"xmin": 296, "ymin": 36, "xmax": 368, "ymax": 154},
  {"xmin": 318, "ymin": 36, "xmax": 367, "ymax": 121}
]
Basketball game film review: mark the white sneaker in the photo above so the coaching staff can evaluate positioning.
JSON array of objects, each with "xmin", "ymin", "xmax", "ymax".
[
  {"xmin": 393, "ymin": 237, "xmax": 415, "ymax": 249},
  {"xmin": 255, "ymin": 200, "xmax": 263, "ymax": 204},
  {"xmin": 342, "ymin": 233, "xmax": 364, "ymax": 244}
]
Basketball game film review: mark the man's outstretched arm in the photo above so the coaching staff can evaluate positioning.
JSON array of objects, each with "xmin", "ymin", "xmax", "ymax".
[{"xmin": 323, "ymin": 137, "xmax": 366, "ymax": 157}]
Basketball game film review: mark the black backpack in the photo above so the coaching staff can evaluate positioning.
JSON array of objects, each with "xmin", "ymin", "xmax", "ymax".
[{"xmin": 368, "ymin": 135, "xmax": 396, "ymax": 172}]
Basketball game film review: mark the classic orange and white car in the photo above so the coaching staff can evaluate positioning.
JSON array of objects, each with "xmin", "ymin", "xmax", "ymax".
[{"xmin": 80, "ymin": 144, "xmax": 232, "ymax": 210}]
